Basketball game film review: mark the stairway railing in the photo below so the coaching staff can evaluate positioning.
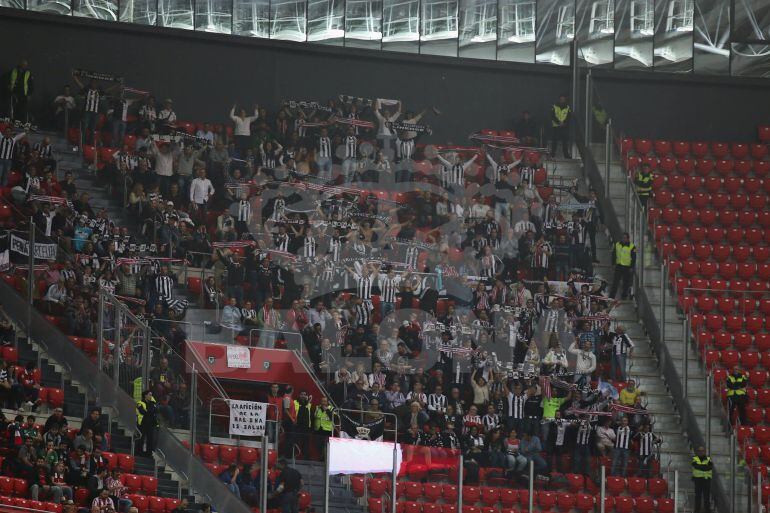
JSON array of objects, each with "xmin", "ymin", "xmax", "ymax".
[{"xmin": 572, "ymin": 110, "xmax": 731, "ymax": 513}]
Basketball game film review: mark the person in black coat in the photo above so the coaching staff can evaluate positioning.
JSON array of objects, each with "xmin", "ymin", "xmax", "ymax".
[{"xmin": 136, "ymin": 390, "xmax": 159, "ymax": 456}]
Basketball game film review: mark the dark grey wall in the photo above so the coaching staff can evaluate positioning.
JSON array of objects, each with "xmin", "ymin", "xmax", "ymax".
[
  {"xmin": 0, "ymin": 9, "xmax": 571, "ymax": 142},
  {"xmin": 593, "ymin": 70, "xmax": 770, "ymax": 143}
]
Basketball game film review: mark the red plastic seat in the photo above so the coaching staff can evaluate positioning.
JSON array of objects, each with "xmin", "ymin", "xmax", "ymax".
[
  {"xmin": 239, "ymin": 447, "xmax": 258, "ymax": 465},
  {"xmin": 747, "ymin": 315, "xmax": 765, "ymax": 334},
  {"xmin": 735, "ymin": 332, "xmax": 753, "ymax": 350},
  {"xmin": 499, "ymin": 489, "xmax": 517, "ymax": 507},
  {"xmin": 574, "ymin": 493, "xmax": 594, "ymax": 512},
  {"xmin": 684, "ymin": 176, "xmax": 703, "ymax": 192},
  {"xmin": 479, "ymin": 488, "xmax": 499, "ymax": 507},
  {"xmin": 712, "ymin": 142, "xmax": 730, "ymax": 158},
  {"xmin": 721, "ymin": 349, "xmax": 740, "ymax": 367},
  {"xmin": 747, "ymin": 407, "xmax": 765, "ymax": 425},
  {"xmin": 635, "ymin": 139, "xmax": 653, "ymax": 155},
  {"xmin": 369, "ymin": 478, "xmax": 390, "ymax": 498},
  {"xmin": 742, "ymin": 351, "xmax": 760, "ymax": 369},
  {"xmin": 614, "ymin": 496, "xmax": 634, "ymax": 513},
  {"xmin": 199, "ymin": 444, "xmax": 219, "ymax": 463},
  {"xmin": 442, "ymin": 485, "xmax": 458, "ymax": 503},
  {"xmin": 715, "ymin": 159, "xmax": 734, "ymax": 176},
  {"xmin": 118, "ymin": 454, "xmax": 135, "ymax": 472},
  {"xmin": 536, "ymin": 491, "xmax": 557, "ymax": 512},
  {"xmin": 626, "ymin": 477, "xmax": 646, "ymax": 496},
  {"xmin": 674, "ymin": 191, "xmax": 691, "ymax": 207},
  {"xmin": 680, "ymin": 207, "xmax": 698, "ymax": 225},
  {"xmin": 148, "ymin": 497, "xmax": 166, "ymax": 513},
  {"xmin": 462, "ymin": 486, "xmax": 481, "ymax": 505},
  {"xmin": 123, "ymin": 474, "xmax": 142, "ymax": 493},
  {"xmin": 757, "ymin": 160, "xmax": 770, "ymax": 178},
  {"xmin": 141, "ymin": 475, "xmax": 158, "ymax": 495},
  {"xmin": 605, "ymin": 476, "xmax": 625, "ymax": 495},
  {"xmin": 704, "ymin": 176, "xmax": 721, "ymax": 193},
  {"xmin": 654, "ymin": 140, "xmax": 672, "ymax": 155},
  {"xmin": 219, "ymin": 445, "xmax": 238, "ymax": 465}
]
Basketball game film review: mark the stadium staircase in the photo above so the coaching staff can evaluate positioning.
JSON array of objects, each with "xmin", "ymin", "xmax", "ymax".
[{"xmin": 592, "ymin": 143, "xmax": 742, "ymax": 510}]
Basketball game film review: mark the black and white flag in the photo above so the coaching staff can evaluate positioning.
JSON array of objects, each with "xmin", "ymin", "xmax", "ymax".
[{"xmin": 339, "ymin": 413, "xmax": 385, "ymax": 441}]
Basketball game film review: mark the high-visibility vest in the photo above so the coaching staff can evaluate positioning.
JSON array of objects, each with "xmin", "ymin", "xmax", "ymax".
[
  {"xmin": 636, "ymin": 171, "xmax": 652, "ymax": 196},
  {"xmin": 136, "ymin": 397, "xmax": 157, "ymax": 426},
  {"xmin": 294, "ymin": 400, "xmax": 312, "ymax": 428},
  {"xmin": 593, "ymin": 106, "xmax": 608, "ymax": 126},
  {"xmin": 726, "ymin": 374, "xmax": 747, "ymax": 397},
  {"xmin": 9, "ymin": 68, "xmax": 31, "ymax": 96},
  {"xmin": 552, "ymin": 105, "xmax": 570, "ymax": 127},
  {"xmin": 313, "ymin": 406, "xmax": 334, "ymax": 432},
  {"xmin": 692, "ymin": 456, "xmax": 713, "ymax": 479},
  {"xmin": 615, "ymin": 242, "xmax": 635, "ymax": 266}
]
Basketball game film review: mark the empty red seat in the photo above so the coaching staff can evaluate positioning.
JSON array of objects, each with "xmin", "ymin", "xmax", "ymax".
[
  {"xmin": 742, "ymin": 351, "xmax": 760, "ymax": 369},
  {"xmin": 730, "ymin": 193, "xmax": 748, "ymax": 209},
  {"xmin": 654, "ymin": 140, "xmax": 672, "ymax": 155},
  {"xmin": 704, "ymin": 176, "xmax": 721, "ymax": 192},
  {"xmin": 747, "ymin": 407, "xmax": 765, "ymax": 425},
  {"xmin": 751, "ymin": 143, "xmax": 768, "ymax": 159},
  {"xmin": 747, "ymin": 315, "xmax": 764, "ymax": 333},
  {"xmin": 462, "ymin": 486, "xmax": 481, "ymax": 505},
  {"xmin": 369, "ymin": 479, "xmax": 390, "ymax": 498},
  {"xmin": 722, "ymin": 350, "xmax": 740, "ymax": 367},
  {"xmin": 715, "ymin": 159, "xmax": 734, "ymax": 176},
  {"xmin": 605, "ymin": 476, "xmax": 625, "ymax": 495},
  {"xmin": 635, "ymin": 139, "xmax": 653, "ymax": 155},
  {"xmin": 738, "ymin": 210, "xmax": 756, "ymax": 226},
  {"xmin": 199, "ymin": 444, "xmax": 219, "ymax": 463},
  {"xmin": 654, "ymin": 189, "xmax": 673, "ymax": 206},
  {"xmin": 626, "ymin": 477, "xmax": 646, "ymax": 496},
  {"xmin": 738, "ymin": 263, "xmax": 757, "ymax": 279},
  {"xmin": 757, "ymin": 160, "xmax": 770, "ymax": 178},
  {"xmin": 499, "ymin": 489, "xmax": 517, "ymax": 507},
  {"xmin": 712, "ymin": 142, "xmax": 730, "ymax": 158},
  {"xmin": 684, "ymin": 176, "xmax": 703, "ymax": 192},
  {"xmin": 442, "ymin": 485, "xmax": 458, "ymax": 502},
  {"xmin": 575, "ymin": 493, "xmax": 594, "ymax": 512},
  {"xmin": 614, "ymin": 496, "xmax": 634, "ymax": 513},
  {"xmin": 148, "ymin": 497, "xmax": 166, "ymax": 513},
  {"xmin": 141, "ymin": 475, "xmax": 158, "ymax": 495},
  {"xmin": 536, "ymin": 491, "xmax": 557, "ymax": 511},
  {"xmin": 118, "ymin": 454, "xmax": 134, "ymax": 472},
  {"xmin": 219, "ymin": 445, "xmax": 238, "ymax": 465},
  {"xmin": 659, "ymin": 156, "xmax": 677, "ymax": 173},
  {"xmin": 731, "ymin": 143, "xmax": 750, "ymax": 159},
  {"xmin": 674, "ymin": 191, "xmax": 691, "ymax": 207},
  {"xmin": 743, "ymin": 176, "xmax": 761, "ymax": 193},
  {"xmin": 734, "ymin": 332, "xmax": 753, "ymax": 350}
]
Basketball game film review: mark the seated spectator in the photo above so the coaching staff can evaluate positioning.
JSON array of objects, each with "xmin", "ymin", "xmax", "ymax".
[
  {"xmin": 105, "ymin": 469, "xmax": 132, "ymax": 513},
  {"xmin": 92, "ymin": 487, "xmax": 115, "ymax": 513},
  {"xmin": 218, "ymin": 464, "xmax": 242, "ymax": 499},
  {"xmin": 80, "ymin": 408, "xmax": 107, "ymax": 450}
]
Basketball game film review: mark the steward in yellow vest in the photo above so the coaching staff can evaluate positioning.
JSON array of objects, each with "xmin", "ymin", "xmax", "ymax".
[
  {"xmin": 692, "ymin": 446, "xmax": 712, "ymax": 513},
  {"xmin": 609, "ymin": 232, "xmax": 636, "ymax": 300}
]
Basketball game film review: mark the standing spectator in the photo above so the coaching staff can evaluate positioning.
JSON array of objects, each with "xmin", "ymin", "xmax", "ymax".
[
  {"xmin": 635, "ymin": 423, "xmax": 660, "ymax": 478},
  {"xmin": 609, "ymin": 232, "xmax": 636, "ymax": 300},
  {"xmin": 189, "ymin": 168, "xmax": 214, "ymax": 225},
  {"xmin": 273, "ymin": 459, "xmax": 303, "ymax": 513},
  {"xmin": 0, "ymin": 125, "xmax": 26, "ymax": 186},
  {"xmin": 53, "ymin": 85, "xmax": 76, "ymax": 133},
  {"xmin": 610, "ymin": 416, "xmax": 631, "ymax": 476},
  {"xmin": 611, "ymin": 325, "xmax": 634, "ymax": 382},
  {"xmin": 230, "ymin": 104, "xmax": 259, "ymax": 155},
  {"xmin": 136, "ymin": 390, "xmax": 159, "ymax": 456},
  {"xmin": 550, "ymin": 94, "xmax": 571, "ymax": 159},
  {"xmin": 9, "ymin": 60, "xmax": 33, "ymax": 122}
]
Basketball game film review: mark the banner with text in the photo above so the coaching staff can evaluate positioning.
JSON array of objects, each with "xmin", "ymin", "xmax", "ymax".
[
  {"xmin": 229, "ymin": 400, "xmax": 267, "ymax": 437},
  {"xmin": 10, "ymin": 234, "xmax": 57, "ymax": 260}
]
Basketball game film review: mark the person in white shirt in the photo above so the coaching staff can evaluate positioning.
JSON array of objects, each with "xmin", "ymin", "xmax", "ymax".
[
  {"xmin": 230, "ymin": 104, "xmax": 259, "ymax": 155},
  {"xmin": 156, "ymin": 99, "xmax": 176, "ymax": 134},
  {"xmin": 53, "ymin": 85, "xmax": 76, "ymax": 133},
  {"xmin": 568, "ymin": 339, "xmax": 597, "ymax": 386},
  {"xmin": 373, "ymin": 98, "xmax": 401, "ymax": 150},
  {"xmin": 189, "ymin": 168, "xmax": 214, "ymax": 224},
  {"xmin": 148, "ymin": 140, "xmax": 176, "ymax": 197}
]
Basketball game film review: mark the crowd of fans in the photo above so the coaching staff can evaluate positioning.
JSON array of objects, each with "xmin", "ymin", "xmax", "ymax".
[{"xmin": 0, "ymin": 63, "xmax": 662, "ymax": 507}]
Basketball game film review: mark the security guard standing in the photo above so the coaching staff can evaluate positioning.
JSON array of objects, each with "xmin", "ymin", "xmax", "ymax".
[
  {"xmin": 726, "ymin": 365, "xmax": 748, "ymax": 424},
  {"xmin": 609, "ymin": 232, "xmax": 636, "ymax": 300},
  {"xmin": 293, "ymin": 391, "xmax": 313, "ymax": 459},
  {"xmin": 313, "ymin": 396, "xmax": 335, "ymax": 456},
  {"xmin": 136, "ymin": 390, "xmax": 159, "ymax": 456},
  {"xmin": 635, "ymin": 164, "xmax": 653, "ymax": 207},
  {"xmin": 9, "ymin": 60, "xmax": 33, "ymax": 123},
  {"xmin": 551, "ymin": 95, "xmax": 572, "ymax": 159},
  {"xmin": 692, "ymin": 446, "xmax": 713, "ymax": 513}
]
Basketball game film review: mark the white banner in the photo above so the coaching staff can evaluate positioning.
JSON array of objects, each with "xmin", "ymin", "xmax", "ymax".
[
  {"xmin": 229, "ymin": 400, "xmax": 267, "ymax": 437},
  {"xmin": 10, "ymin": 234, "xmax": 57, "ymax": 260},
  {"xmin": 328, "ymin": 437, "xmax": 402, "ymax": 475},
  {"xmin": 226, "ymin": 346, "xmax": 251, "ymax": 368}
]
